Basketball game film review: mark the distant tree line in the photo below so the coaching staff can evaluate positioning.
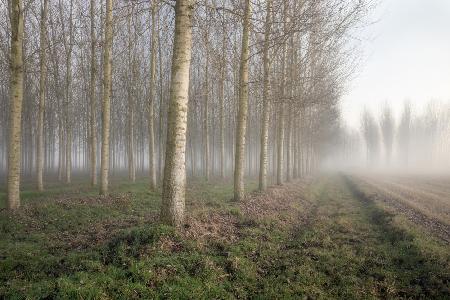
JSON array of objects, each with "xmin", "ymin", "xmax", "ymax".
[{"xmin": 333, "ymin": 101, "xmax": 450, "ymax": 171}]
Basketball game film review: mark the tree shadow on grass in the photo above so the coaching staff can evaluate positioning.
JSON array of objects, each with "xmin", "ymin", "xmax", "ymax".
[{"xmin": 344, "ymin": 176, "xmax": 450, "ymax": 299}]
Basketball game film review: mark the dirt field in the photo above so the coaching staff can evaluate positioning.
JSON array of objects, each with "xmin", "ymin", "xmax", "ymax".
[{"xmin": 347, "ymin": 174, "xmax": 450, "ymax": 243}]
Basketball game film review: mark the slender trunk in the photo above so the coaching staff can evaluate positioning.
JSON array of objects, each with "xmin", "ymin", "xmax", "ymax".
[
  {"xmin": 277, "ymin": 3, "xmax": 288, "ymax": 185},
  {"xmin": 277, "ymin": 103, "xmax": 285, "ymax": 185},
  {"xmin": 233, "ymin": 0, "xmax": 251, "ymax": 201},
  {"xmin": 90, "ymin": 0, "xmax": 97, "ymax": 186},
  {"xmin": 286, "ymin": 103, "xmax": 292, "ymax": 182},
  {"xmin": 203, "ymin": 34, "xmax": 209, "ymax": 181},
  {"xmin": 219, "ymin": 29, "xmax": 225, "ymax": 179},
  {"xmin": 293, "ymin": 117, "xmax": 298, "ymax": 178},
  {"xmin": 286, "ymin": 32, "xmax": 295, "ymax": 182},
  {"xmin": 50, "ymin": 18, "xmax": 64, "ymax": 182},
  {"xmin": 148, "ymin": 1, "xmax": 157, "ymax": 190},
  {"xmin": 158, "ymin": 22, "xmax": 164, "ymax": 181},
  {"xmin": 37, "ymin": 0, "xmax": 48, "ymax": 192},
  {"xmin": 127, "ymin": 6, "xmax": 135, "ymax": 183},
  {"xmin": 160, "ymin": 0, "xmax": 193, "ymax": 227},
  {"xmin": 258, "ymin": 0, "xmax": 272, "ymax": 191},
  {"xmin": 64, "ymin": 0, "xmax": 74, "ymax": 184},
  {"xmin": 58, "ymin": 118, "xmax": 64, "ymax": 181},
  {"xmin": 100, "ymin": 0, "xmax": 113, "ymax": 195},
  {"xmin": 7, "ymin": 0, "xmax": 24, "ymax": 210},
  {"xmin": 65, "ymin": 127, "xmax": 71, "ymax": 184},
  {"xmin": 128, "ymin": 96, "xmax": 135, "ymax": 182}
]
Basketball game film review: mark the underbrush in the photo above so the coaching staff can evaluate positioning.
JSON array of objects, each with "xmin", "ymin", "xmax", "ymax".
[{"xmin": 0, "ymin": 178, "xmax": 307, "ymax": 299}]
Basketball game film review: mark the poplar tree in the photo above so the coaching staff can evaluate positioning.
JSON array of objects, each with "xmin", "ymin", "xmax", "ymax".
[
  {"xmin": 37, "ymin": 0, "xmax": 49, "ymax": 191},
  {"xmin": 161, "ymin": 0, "xmax": 194, "ymax": 226},
  {"xmin": 100, "ymin": 0, "xmax": 113, "ymax": 195},
  {"xmin": 7, "ymin": 0, "xmax": 25, "ymax": 209},
  {"xmin": 234, "ymin": 0, "xmax": 251, "ymax": 201}
]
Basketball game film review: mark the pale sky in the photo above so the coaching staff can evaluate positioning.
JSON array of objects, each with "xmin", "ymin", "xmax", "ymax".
[{"xmin": 341, "ymin": 0, "xmax": 450, "ymax": 129}]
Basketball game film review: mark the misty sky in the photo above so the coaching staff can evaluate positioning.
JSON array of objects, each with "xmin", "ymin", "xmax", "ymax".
[{"xmin": 341, "ymin": 0, "xmax": 450, "ymax": 129}]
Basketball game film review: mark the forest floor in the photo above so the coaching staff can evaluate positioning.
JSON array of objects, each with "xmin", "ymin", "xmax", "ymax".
[{"xmin": 1, "ymin": 175, "xmax": 449, "ymax": 299}]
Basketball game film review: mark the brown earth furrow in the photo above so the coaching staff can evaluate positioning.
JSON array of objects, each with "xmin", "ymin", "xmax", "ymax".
[
  {"xmin": 357, "ymin": 175, "xmax": 450, "ymax": 224},
  {"xmin": 350, "ymin": 176, "xmax": 450, "ymax": 244},
  {"xmin": 382, "ymin": 177, "xmax": 450, "ymax": 200}
]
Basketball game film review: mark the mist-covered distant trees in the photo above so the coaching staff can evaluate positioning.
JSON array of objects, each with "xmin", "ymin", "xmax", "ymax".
[
  {"xmin": 398, "ymin": 102, "xmax": 411, "ymax": 167},
  {"xmin": 361, "ymin": 109, "xmax": 380, "ymax": 165},
  {"xmin": 331, "ymin": 100, "xmax": 450, "ymax": 172},
  {"xmin": 380, "ymin": 105, "xmax": 394, "ymax": 165}
]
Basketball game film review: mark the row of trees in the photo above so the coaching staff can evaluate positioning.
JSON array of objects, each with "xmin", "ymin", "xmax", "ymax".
[
  {"xmin": 333, "ymin": 101, "xmax": 450, "ymax": 171},
  {"xmin": 1, "ymin": 0, "xmax": 371, "ymax": 225}
]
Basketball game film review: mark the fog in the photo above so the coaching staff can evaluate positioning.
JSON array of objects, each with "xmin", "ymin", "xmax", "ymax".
[
  {"xmin": 328, "ymin": 0, "xmax": 450, "ymax": 175},
  {"xmin": 324, "ymin": 100, "xmax": 450, "ymax": 175},
  {"xmin": 342, "ymin": 0, "xmax": 450, "ymax": 133}
]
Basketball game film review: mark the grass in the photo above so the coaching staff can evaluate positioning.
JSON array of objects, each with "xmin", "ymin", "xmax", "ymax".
[{"xmin": 0, "ymin": 175, "xmax": 449, "ymax": 299}]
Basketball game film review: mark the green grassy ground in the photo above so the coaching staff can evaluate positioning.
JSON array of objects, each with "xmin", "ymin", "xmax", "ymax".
[{"xmin": 0, "ymin": 176, "xmax": 449, "ymax": 299}]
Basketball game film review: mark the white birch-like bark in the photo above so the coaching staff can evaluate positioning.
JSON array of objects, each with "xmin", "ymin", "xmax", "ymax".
[
  {"xmin": 219, "ymin": 26, "xmax": 226, "ymax": 179},
  {"xmin": 62, "ymin": 0, "xmax": 74, "ymax": 184},
  {"xmin": 148, "ymin": 1, "xmax": 157, "ymax": 190},
  {"xmin": 258, "ymin": 0, "xmax": 272, "ymax": 191},
  {"xmin": 37, "ymin": 0, "xmax": 48, "ymax": 192},
  {"xmin": 286, "ymin": 103, "xmax": 292, "ymax": 182},
  {"xmin": 127, "ymin": 5, "xmax": 135, "ymax": 183},
  {"xmin": 89, "ymin": 0, "xmax": 97, "ymax": 186},
  {"xmin": 7, "ymin": 0, "xmax": 24, "ymax": 210},
  {"xmin": 277, "ymin": 103, "xmax": 285, "ymax": 185},
  {"xmin": 100, "ymin": 0, "xmax": 113, "ymax": 195},
  {"xmin": 161, "ymin": 0, "xmax": 193, "ymax": 227},
  {"xmin": 277, "ymin": 4, "xmax": 288, "ymax": 185},
  {"xmin": 234, "ymin": 0, "xmax": 251, "ymax": 201},
  {"xmin": 203, "ymin": 32, "xmax": 209, "ymax": 181}
]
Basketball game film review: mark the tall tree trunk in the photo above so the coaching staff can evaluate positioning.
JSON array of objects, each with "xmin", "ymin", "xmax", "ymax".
[
  {"xmin": 286, "ymin": 103, "xmax": 292, "ymax": 182},
  {"xmin": 276, "ymin": 103, "xmax": 285, "ymax": 185},
  {"xmin": 65, "ymin": 124, "xmax": 71, "ymax": 184},
  {"xmin": 37, "ymin": 0, "xmax": 48, "ymax": 192},
  {"xmin": 148, "ymin": 1, "xmax": 157, "ymax": 190},
  {"xmin": 233, "ymin": 0, "xmax": 251, "ymax": 201},
  {"xmin": 100, "ymin": 0, "xmax": 113, "ymax": 195},
  {"xmin": 219, "ymin": 27, "xmax": 226, "ymax": 179},
  {"xmin": 128, "ymin": 93, "xmax": 135, "ymax": 182},
  {"xmin": 158, "ymin": 22, "xmax": 164, "ymax": 181},
  {"xmin": 127, "ymin": 5, "xmax": 135, "ymax": 183},
  {"xmin": 277, "ymin": 3, "xmax": 288, "ymax": 185},
  {"xmin": 63, "ymin": 0, "xmax": 74, "ymax": 184},
  {"xmin": 293, "ymin": 117, "xmax": 298, "ymax": 178},
  {"xmin": 258, "ymin": 0, "xmax": 272, "ymax": 191},
  {"xmin": 160, "ymin": 0, "xmax": 193, "ymax": 227},
  {"xmin": 58, "ymin": 118, "xmax": 64, "ymax": 181},
  {"xmin": 50, "ymin": 16, "xmax": 64, "ymax": 182},
  {"xmin": 203, "ymin": 32, "xmax": 209, "ymax": 181},
  {"xmin": 7, "ymin": 0, "xmax": 24, "ymax": 210},
  {"xmin": 90, "ymin": 0, "xmax": 97, "ymax": 186},
  {"xmin": 286, "ymin": 32, "xmax": 295, "ymax": 182}
]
